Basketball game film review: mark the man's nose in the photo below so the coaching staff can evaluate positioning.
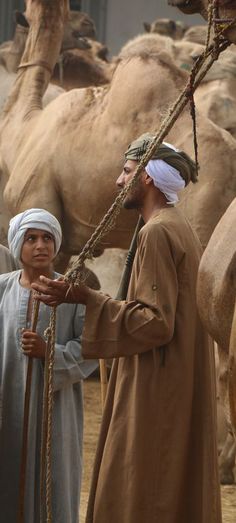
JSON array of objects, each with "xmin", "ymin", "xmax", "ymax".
[{"xmin": 116, "ymin": 172, "xmax": 125, "ymax": 188}]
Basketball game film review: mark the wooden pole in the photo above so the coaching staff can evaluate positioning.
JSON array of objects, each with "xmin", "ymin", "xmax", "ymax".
[
  {"xmin": 99, "ymin": 216, "xmax": 144, "ymax": 408},
  {"xmin": 17, "ymin": 299, "xmax": 40, "ymax": 523},
  {"xmin": 99, "ymin": 360, "xmax": 108, "ymax": 409}
]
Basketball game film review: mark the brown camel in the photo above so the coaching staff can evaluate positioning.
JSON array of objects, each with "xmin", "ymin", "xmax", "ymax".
[
  {"xmin": 197, "ymin": 199, "xmax": 236, "ymax": 483},
  {"xmin": 52, "ymin": 42, "xmax": 112, "ymax": 90},
  {"xmin": 168, "ymin": 0, "xmax": 236, "ymax": 41},
  {"xmin": 169, "ymin": 0, "xmax": 236, "ymax": 483},
  {"xmin": 183, "ymin": 24, "xmax": 209, "ymax": 45},
  {"xmin": 0, "ymin": 10, "xmax": 111, "ymax": 90},
  {"xmin": 0, "ymin": 0, "xmax": 236, "ymax": 254},
  {"xmin": 143, "ymin": 17, "xmax": 188, "ymax": 39}
]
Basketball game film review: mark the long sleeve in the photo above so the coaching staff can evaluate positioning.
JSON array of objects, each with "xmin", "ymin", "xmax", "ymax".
[
  {"xmin": 53, "ymin": 304, "xmax": 98, "ymax": 391},
  {"xmin": 82, "ymin": 221, "xmax": 180, "ymax": 359}
]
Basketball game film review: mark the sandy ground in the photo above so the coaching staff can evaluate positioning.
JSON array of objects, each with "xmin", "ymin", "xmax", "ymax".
[{"xmin": 80, "ymin": 378, "xmax": 236, "ymax": 523}]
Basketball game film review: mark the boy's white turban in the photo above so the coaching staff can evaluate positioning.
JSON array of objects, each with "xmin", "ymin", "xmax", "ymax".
[{"xmin": 8, "ymin": 208, "xmax": 62, "ymax": 260}]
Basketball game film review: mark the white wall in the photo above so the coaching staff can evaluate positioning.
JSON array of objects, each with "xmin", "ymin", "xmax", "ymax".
[{"xmin": 105, "ymin": 0, "xmax": 204, "ymax": 55}]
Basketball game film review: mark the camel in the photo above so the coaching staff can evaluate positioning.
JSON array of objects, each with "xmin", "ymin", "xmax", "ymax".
[
  {"xmin": 183, "ymin": 24, "xmax": 209, "ymax": 45},
  {"xmin": 0, "ymin": 10, "xmax": 95, "ymax": 75},
  {"xmin": 120, "ymin": 33, "xmax": 236, "ymax": 139},
  {"xmin": 119, "ymin": 32, "xmax": 204, "ymax": 67},
  {"xmin": 0, "ymin": 14, "xmax": 28, "ymax": 73},
  {"xmin": 51, "ymin": 42, "xmax": 112, "ymax": 90},
  {"xmin": 0, "ymin": 10, "xmax": 111, "ymax": 91},
  {"xmin": 143, "ymin": 17, "xmax": 188, "ymax": 39},
  {"xmin": 193, "ymin": 48, "xmax": 236, "ymax": 139},
  {"xmin": 1, "ymin": 1, "xmax": 236, "ymax": 255},
  {"xmin": 0, "ymin": 65, "xmax": 64, "ymax": 245},
  {"xmin": 168, "ymin": 0, "xmax": 236, "ymax": 42},
  {"xmin": 0, "ymin": 65, "xmax": 64, "ymax": 114},
  {"xmin": 197, "ymin": 199, "xmax": 236, "ymax": 483},
  {"xmin": 169, "ymin": 0, "xmax": 236, "ymax": 483}
]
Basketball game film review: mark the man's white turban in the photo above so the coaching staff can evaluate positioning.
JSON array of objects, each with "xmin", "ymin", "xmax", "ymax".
[
  {"xmin": 125, "ymin": 134, "xmax": 197, "ymax": 204},
  {"xmin": 145, "ymin": 142, "xmax": 185, "ymax": 204},
  {"xmin": 8, "ymin": 208, "xmax": 62, "ymax": 260}
]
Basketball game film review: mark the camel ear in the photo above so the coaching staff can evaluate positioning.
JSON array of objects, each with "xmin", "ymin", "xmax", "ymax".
[
  {"xmin": 97, "ymin": 45, "xmax": 109, "ymax": 61},
  {"xmin": 169, "ymin": 20, "xmax": 177, "ymax": 31},
  {"xmin": 14, "ymin": 10, "xmax": 29, "ymax": 28},
  {"xmin": 143, "ymin": 22, "xmax": 151, "ymax": 33}
]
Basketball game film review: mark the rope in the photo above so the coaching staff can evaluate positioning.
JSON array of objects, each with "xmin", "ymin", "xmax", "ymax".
[
  {"xmin": 18, "ymin": 60, "xmax": 53, "ymax": 75},
  {"xmin": 40, "ymin": 308, "xmax": 57, "ymax": 523}
]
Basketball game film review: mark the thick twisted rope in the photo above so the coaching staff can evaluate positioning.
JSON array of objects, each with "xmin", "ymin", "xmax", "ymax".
[{"xmin": 40, "ymin": 308, "xmax": 57, "ymax": 523}]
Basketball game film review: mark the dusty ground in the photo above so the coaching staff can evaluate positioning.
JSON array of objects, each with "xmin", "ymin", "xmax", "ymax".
[{"xmin": 80, "ymin": 379, "xmax": 236, "ymax": 523}]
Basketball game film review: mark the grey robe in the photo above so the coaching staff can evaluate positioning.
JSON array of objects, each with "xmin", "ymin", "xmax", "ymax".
[
  {"xmin": 0, "ymin": 270, "xmax": 97, "ymax": 523},
  {"xmin": 0, "ymin": 244, "xmax": 19, "ymax": 273}
]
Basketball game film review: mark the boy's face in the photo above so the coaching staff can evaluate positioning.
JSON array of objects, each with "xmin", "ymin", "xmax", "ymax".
[{"xmin": 21, "ymin": 228, "xmax": 55, "ymax": 269}]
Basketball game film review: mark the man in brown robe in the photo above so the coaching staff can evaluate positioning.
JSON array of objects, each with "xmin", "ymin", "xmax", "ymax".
[{"xmin": 33, "ymin": 135, "xmax": 222, "ymax": 523}]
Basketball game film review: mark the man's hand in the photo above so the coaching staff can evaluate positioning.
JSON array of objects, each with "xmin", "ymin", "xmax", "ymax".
[
  {"xmin": 21, "ymin": 330, "xmax": 46, "ymax": 359},
  {"xmin": 31, "ymin": 276, "xmax": 91, "ymax": 306}
]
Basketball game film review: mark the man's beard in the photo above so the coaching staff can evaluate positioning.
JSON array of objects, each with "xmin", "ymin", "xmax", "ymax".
[{"xmin": 123, "ymin": 181, "xmax": 144, "ymax": 210}]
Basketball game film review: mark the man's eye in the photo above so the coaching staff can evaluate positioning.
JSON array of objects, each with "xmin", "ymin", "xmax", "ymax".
[{"xmin": 44, "ymin": 235, "xmax": 53, "ymax": 241}]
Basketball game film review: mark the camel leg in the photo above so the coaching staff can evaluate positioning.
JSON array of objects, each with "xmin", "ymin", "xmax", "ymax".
[
  {"xmin": 229, "ymin": 300, "xmax": 236, "ymax": 438},
  {"xmin": 219, "ymin": 431, "xmax": 236, "ymax": 484},
  {"xmin": 217, "ymin": 344, "xmax": 236, "ymax": 483}
]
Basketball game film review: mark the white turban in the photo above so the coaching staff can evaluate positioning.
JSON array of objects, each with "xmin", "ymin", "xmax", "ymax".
[
  {"xmin": 8, "ymin": 208, "xmax": 62, "ymax": 260},
  {"xmin": 145, "ymin": 142, "xmax": 185, "ymax": 204}
]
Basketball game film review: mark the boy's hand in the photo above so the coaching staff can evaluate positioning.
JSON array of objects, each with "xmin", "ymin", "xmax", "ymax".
[{"xmin": 21, "ymin": 329, "xmax": 47, "ymax": 359}]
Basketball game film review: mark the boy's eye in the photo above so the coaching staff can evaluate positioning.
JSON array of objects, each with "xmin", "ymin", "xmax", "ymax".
[
  {"xmin": 44, "ymin": 235, "xmax": 53, "ymax": 241},
  {"xmin": 26, "ymin": 236, "xmax": 35, "ymax": 242}
]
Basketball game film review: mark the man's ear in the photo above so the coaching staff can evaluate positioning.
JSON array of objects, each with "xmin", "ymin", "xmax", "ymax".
[{"xmin": 143, "ymin": 170, "xmax": 153, "ymax": 185}]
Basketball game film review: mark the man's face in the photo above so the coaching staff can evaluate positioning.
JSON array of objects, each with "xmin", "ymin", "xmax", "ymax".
[
  {"xmin": 21, "ymin": 228, "xmax": 55, "ymax": 269},
  {"xmin": 116, "ymin": 160, "xmax": 147, "ymax": 210}
]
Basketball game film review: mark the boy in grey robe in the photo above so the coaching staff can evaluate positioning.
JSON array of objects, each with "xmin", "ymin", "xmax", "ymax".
[{"xmin": 0, "ymin": 208, "xmax": 97, "ymax": 523}]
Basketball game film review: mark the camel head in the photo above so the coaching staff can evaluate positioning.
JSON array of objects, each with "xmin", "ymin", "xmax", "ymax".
[
  {"xmin": 168, "ymin": 0, "xmax": 236, "ymax": 43},
  {"xmin": 23, "ymin": 0, "xmax": 69, "ymax": 26},
  {"xmin": 62, "ymin": 11, "xmax": 96, "ymax": 51},
  {"xmin": 143, "ymin": 18, "xmax": 188, "ymax": 39},
  {"xmin": 67, "ymin": 10, "xmax": 96, "ymax": 39},
  {"xmin": 14, "ymin": 9, "xmax": 94, "ymax": 56},
  {"xmin": 168, "ymin": 0, "xmax": 207, "ymax": 15}
]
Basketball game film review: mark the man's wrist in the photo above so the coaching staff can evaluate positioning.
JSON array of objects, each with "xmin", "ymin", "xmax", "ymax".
[{"xmin": 72, "ymin": 284, "xmax": 93, "ymax": 305}]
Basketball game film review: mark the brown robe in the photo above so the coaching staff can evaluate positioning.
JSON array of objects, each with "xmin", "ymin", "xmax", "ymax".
[{"xmin": 82, "ymin": 207, "xmax": 222, "ymax": 523}]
